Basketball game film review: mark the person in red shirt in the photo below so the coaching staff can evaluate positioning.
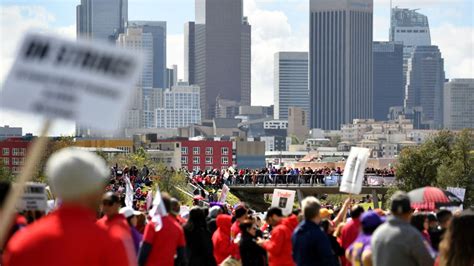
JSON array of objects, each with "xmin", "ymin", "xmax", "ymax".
[
  {"xmin": 230, "ymin": 205, "xmax": 249, "ymax": 259},
  {"xmin": 340, "ymin": 205, "xmax": 365, "ymax": 266},
  {"xmin": 2, "ymin": 148, "xmax": 130, "ymax": 266},
  {"xmin": 138, "ymin": 193, "xmax": 186, "ymax": 266},
  {"xmin": 257, "ymin": 207, "xmax": 295, "ymax": 266},
  {"xmin": 97, "ymin": 192, "xmax": 136, "ymax": 265},
  {"xmin": 212, "ymin": 214, "xmax": 233, "ymax": 264},
  {"xmin": 170, "ymin": 198, "xmax": 186, "ymax": 225}
]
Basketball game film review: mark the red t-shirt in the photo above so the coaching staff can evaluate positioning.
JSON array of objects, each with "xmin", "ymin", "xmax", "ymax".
[
  {"xmin": 230, "ymin": 221, "xmax": 241, "ymax": 259},
  {"xmin": 3, "ymin": 204, "xmax": 129, "ymax": 266},
  {"xmin": 340, "ymin": 218, "xmax": 361, "ymax": 266},
  {"xmin": 142, "ymin": 216, "xmax": 186, "ymax": 266},
  {"xmin": 97, "ymin": 213, "xmax": 136, "ymax": 264}
]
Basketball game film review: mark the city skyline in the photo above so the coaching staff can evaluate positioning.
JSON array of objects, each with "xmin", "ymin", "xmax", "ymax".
[{"xmin": 0, "ymin": 0, "xmax": 473, "ymax": 135}]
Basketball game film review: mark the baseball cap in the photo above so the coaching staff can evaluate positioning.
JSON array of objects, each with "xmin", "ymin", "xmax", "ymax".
[
  {"xmin": 361, "ymin": 211, "xmax": 383, "ymax": 231},
  {"xmin": 320, "ymin": 208, "xmax": 334, "ymax": 219},
  {"xmin": 46, "ymin": 148, "xmax": 109, "ymax": 201},
  {"xmin": 119, "ymin": 206, "xmax": 141, "ymax": 218},
  {"xmin": 390, "ymin": 191, "xmax": 412, "ymax": 215}
]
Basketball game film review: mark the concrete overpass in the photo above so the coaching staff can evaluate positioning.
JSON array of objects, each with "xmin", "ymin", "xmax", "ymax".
[{"xmin": 229, "ymin": 184, "xmax": 390, "ymax": 211}]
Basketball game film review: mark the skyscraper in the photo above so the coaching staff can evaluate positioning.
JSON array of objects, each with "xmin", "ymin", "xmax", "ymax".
[
  {"xmin": 373, "ymin": 42, "xmax": 404, "ymax": 121},
  {"xmin": 404, "ymin": 46, "xmax": 445, "ymax": 129},
  {"xmin": 185, "ymin": 0, "xmax": 251, "ymax": 119},
  {"xmin": 274, "ymin": 52, "xmax": 309, "ymax": 123},
  {"xmin": 390, "ymin": 7, "xmax": 431, "ymax": 47},
  {"xmin": 443, "ymin": 79, "xmax": 474, "ymax": 130},
  {"xmin": 128, "ymin": 21, "xmax": 167, "ymax": 89},
  {"xmin": 76, "ymin": 0, "xmax": 128, "ymax": 41},
  {"xmin": 156, "ymin": 84, "xmax": 201, "ymax": 128},
  {"xmin": 309, "ymin": 0, "xmax": 373, "ymax": 130}
]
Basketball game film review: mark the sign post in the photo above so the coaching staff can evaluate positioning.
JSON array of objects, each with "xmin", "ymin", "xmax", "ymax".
[
  {"xmin": 0, "ymin": 32, "xmax": 142, "ymax": 245},
  {"xmin": 339, "ymin": 147, "xmax": 370, "ymax": 195}
]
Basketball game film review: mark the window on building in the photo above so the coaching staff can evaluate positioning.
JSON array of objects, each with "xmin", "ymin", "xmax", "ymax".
[
  {"xmin": 193, "ymin": 156, "xmax": 200, "ymax": 164},
  {"xmin": 193, "ymin": 166, "xmax": 200, "ymax": 172},
  {"xmin": 12, "ymin": 148, "xmax": 20, "ymax": 156},
  {"xmin": 181, "ymin": 147, "xmax": 188, "ymax": 155},
  {"xmin": 205, "ymin": 147, "xmax": 213, "ymax": 155},
  {"xmin": 206, "ymin": 166, "xmax": 212, "ymax": 171},
  {"xmin": 181, "ymin": 156, "xmax": 188, "ymax": 164},
  {"xmin": 221, "ymin": 166, "xmax": 228, "ymax": 170},
  {"xmin": 206, "ymin": 157, "xmax": 213, "ymax": 164},
  {"xmin": 221, "ymin": 157, "xmax": 228, "ymax": 165},
  {"xmin": 12, "ymin": 158, "xmax": 20, "ymax": 165},
  {"xmin": 2, "ymin": 158, "xmax": 9, "ymax": 166},
  {"xmin": 2, "ymin": 148, "xmax": 8, "ymax": 156},
  {"xmin": 193, "ymin": 147, "xmax": 200, "ymax": 155},
  {"xmin": 221, "ymin": 147, "xmax": 229, "ymax": 155}
]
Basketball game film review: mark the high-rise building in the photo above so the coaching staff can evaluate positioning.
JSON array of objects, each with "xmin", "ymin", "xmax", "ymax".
[
  {"xmin": 443, "ymin": 79, "xmax": 474, "ymax": 130},
  {"xmin": 156, "ymin": 85, "xmax": 201, "ymax": 128},
  {"xmin": 309, "ymin": 0, "xmax": 373, "ymax": 130},
  {"xmin": 166, "ymin": 65, "xmax": 178, "ymax": 89},
  {"xmin": 274, "ymin": 52, "xmax": 309, "ymax": 124},
  {"xmin": 404, "ymin": 46, "xmax": 445, "ymax": 129},
  {"xmin": 128, "ymin": 21, "xmax": 167, "ymax": 89},
  {"xmin": 390, "ymin": 7, "xmax": 431, "ymax": 47},
  {"xmin": 373, "ymin": 42, "xmax": 404, "ymax": 121},
  {"xmin": 287, "ymin": 107, "xmax": 309, "ymax": 141},
  {"xmin": 117, "ymin": 27, "xmax": 154, "ymax": 87},
  {"xmin": 185, "ymin": 0, "xmax": 251, "ymax": 119},
  {"xmin": 76, "ymin": 0, "xmax": 128, "ymax": 41}
]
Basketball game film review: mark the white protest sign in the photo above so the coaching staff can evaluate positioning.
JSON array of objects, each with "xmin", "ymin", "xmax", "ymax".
[
  {"xmin": 447, "ymin": 187, "xmax": 465, "ymax": 202},
  {"xmin": 219, "ymin": 184, "xmax": 230, "ymax": 203},
  {"xmin": 0, "ymin": 32, "xmax": 142, "ymax": 130},
  {"xmin": 15, "ymin": 183, "xmax": 48, "ymax": 211},
  {"xmin": 271, "ymin": 189, "xmax": 296, "ymax": 216},
  {"xmin": 340, "ymin": 147, "xmax": 370, "ymax": 194}
]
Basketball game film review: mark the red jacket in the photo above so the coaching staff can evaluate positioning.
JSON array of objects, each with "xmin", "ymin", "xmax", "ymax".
[
  {"xmin": 3, "ymin": 204, "xmax": 129, "ymax": 266},
  {"xmin": 212, "ymin": 215, "xmax": 233, "ymax": 264},
  {"xmin": 262, "ymin": 218, "xmax": 296, "ymax": 266},
  {"xmin": 97, "ymin": 214, "xmax": 137, "ymax": 265},
  {"xmin": 340, "ymin": 218, "xmax": 361, "ymax": 266}
]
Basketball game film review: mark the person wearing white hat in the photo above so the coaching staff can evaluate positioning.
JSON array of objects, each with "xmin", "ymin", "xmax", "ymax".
[
  {"xmin": 120, "ymin": 206, "xmax": 143, "ymax": 253},
  {"xmin": 2, "ymin": 148, "xmax": 130, "ymax": 266}
]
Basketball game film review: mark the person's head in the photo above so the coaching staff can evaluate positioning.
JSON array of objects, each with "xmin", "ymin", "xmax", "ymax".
[
  {"xmin": 119, "ymin": 206, "xmax": 141, "ymax": 227},
  {"xmin": 209, "ymin": 206, "xmax": 222, "ymax": 219},
  {"xmin": 320, "ymin": 208, "xmax": 334, "ymax": 220},
  {"xmin": 350, "ymin": 205, "xmax": 365, "ymax": 220},
  {"xmin": 437, "ymin": 209, "xmax": 453, "ymax": 229},
  {"xmin": 185, "ymin": 207, "xmax": 207, "ymax": 231},
  {"xmin": 170, "ymin": 198, "xmax": 181, "ymax": 217},
  {"xmin": 361, "ymin": 211, "xmax": 383, "ymax": 235},
  {"xmin": 101, "ymin": 192, "xmax": 121, "ymax": 217},
  {"xmin": 234, "ymin": 205, "xmax": 248, "ymax": 222},
  {"xmin": 320, "ymin": 219, "xmax": 336, "ymax": 235},
  {"xmin": 411, "ymin": 212, "xmax": 428, "ymax": 232},
  {"xmin": 161, "ymin": 192, "xmax": 172, "ymax": 213},
  {"xmin": 46, "ymin": 148, "xmax": 109, "ymax": 210},
  {"xmin": 439, "ymin": 209, "xmax": 474, "ymax": 266},
  {"xmin": 390, "ymin": 191, "xmax": 412, "ymax": 221},
  {"xmin": 265, "ymin": 207, "xmax": 284, "ymax": 227},
  {"xmin": 302, "ymin": 196, "xmax": 322, "ymax": 223},
  {"xmin": 427, "ymin": 213, "xmax": 438, "ymax": 229},
  {"xmin": 239, "ymin": 218, "xmax": 258, "ymax": 237}
]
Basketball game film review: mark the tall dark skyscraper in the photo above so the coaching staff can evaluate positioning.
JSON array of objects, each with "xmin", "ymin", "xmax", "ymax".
[
  {"xmin": 76, "ymin": 0, "xmax": 128, "ymax": 41},
  {"xmin": 405, "ymin": 46, "xmax": 445, "ymax": 129},
  {"xmin": 373, "ymin": 41, "xmax": 404, "ymax": 121},
  {"xmin": 185, "ymin": 0, "xmax": 251, "ymax": 119},
  {"xmin": 309, "ymin": 0, "xmax": 373, "ymax": 130}
]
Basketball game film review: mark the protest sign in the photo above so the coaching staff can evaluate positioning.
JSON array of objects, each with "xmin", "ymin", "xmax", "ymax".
[
  {"xmin": 340, "ymin": 147, "xmax": 370, "ymax": 194},
  {"xmin": 219, "ymin": 184, "xmax": 230, "ymax": 203},
  {"xmin": 0, "ymin": 32, "xmax": 142, "ymax": 130},
  {"xmin": 447, "ymin": 187, "xmax": 466, "ymax": 211},
  {"xmin": 16, "ymin": 183, "xmax": 48, "ymax": 211},
  {"xmin": 271, "ymin": 189, "xmax": 296, "ymax": 216}
]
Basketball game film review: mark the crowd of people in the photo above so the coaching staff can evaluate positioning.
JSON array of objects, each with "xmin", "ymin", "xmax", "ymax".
[
  {"xmin": 1, "ymin": 147, "xmax": 473, "ymax": 266},
  {"xmin": 188, "ymin": 167, "xmax": 396, "ymax": 189}
]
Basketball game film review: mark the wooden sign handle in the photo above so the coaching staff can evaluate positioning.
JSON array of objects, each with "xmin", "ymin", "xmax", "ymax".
[{"xmin": 0, "ymin": 120, "xmax": 52, "ymax": 248}]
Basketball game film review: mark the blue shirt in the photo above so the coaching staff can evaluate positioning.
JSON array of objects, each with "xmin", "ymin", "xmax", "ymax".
[{"xmin": 292, "ymin": 220, "xmax": 337, "ymax": 266}]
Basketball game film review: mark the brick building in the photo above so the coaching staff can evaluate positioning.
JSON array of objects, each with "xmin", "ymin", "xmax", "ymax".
[
  {"xmin": 0, "ymin": 137, "xmax": 32, "ymax": 174},
  {"xmin": 180, "ymin": 140, "xmax": 234, "ymax": 172}
]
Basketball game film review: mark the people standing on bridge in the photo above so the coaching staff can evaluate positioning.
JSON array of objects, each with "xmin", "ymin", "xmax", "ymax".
[
  {"xmin": 340, "ymin": 205, "xmax": 365, "ymax": 266},
  {"xmin": 371, "ymin": 191, "xmax": 434, "ymax": 266},
  {"xmin": 292, "ymin": 197, "xmax": 337, "ymax": 266},
  {"xmin": 2, "ymin": 148, "xmax": 130, "ymax": 266},
  {"xmin": 257, "ymin": 207, "xmax": 295, "ymax": 266}
]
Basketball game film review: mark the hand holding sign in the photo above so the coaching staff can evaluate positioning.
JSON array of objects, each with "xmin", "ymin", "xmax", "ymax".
[{"xmin": 339, "ymin": 147, "xmax": 370, "ymax": 195}]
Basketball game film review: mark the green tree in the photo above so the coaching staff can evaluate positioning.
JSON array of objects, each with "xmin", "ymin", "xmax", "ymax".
[
  {"xmin": 33, "ymin": 136, "xmax": 75, "ymax": 183},
  {"xmin": 0, "ymin": 162, "xmax": 15, "ymax": 183},
  {"xmin": 395, "ymin": 129, "xmax": 474, "ymax": 207}
]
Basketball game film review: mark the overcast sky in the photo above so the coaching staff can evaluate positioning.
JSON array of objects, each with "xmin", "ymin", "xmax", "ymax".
[{"xmin": 0, "ymin": 0, "xmax": 473, "ymax": 135}]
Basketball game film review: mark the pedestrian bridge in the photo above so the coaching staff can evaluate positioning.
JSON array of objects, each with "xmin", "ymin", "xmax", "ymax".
[{"xmin": 228, "ymin": 184, "xmax": 390, "ymax": 211}]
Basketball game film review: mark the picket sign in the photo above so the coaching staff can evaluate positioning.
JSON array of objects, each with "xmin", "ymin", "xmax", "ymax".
[
  {"xmin": 219, "ymin": 184, "xmax": 230, "ymax": 203},
  {"xmin": 271, "ymin": 189, "xmax": 296, "ymax": 216},
  {"xmin": 0, "ymin": 32, "xmax": 142, "ymax": 246},
  {"xmin": 339, "ymin": 147, "xmax": 370, "ymax": 195},
  {"xmin": 16, "ymin": 182, "xmax": 48, "ymax": 212}
]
